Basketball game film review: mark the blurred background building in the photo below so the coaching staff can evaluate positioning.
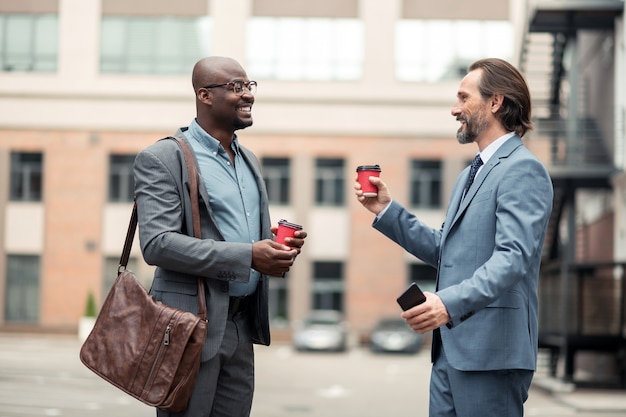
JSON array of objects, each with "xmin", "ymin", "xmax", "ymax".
[
  {"xmin": 0, "ymin": 0, "xmax": 624, "ymax": 387},
  {"xmin": 519, "ymin": 0, "xmax": 626, "ymax": 387}
]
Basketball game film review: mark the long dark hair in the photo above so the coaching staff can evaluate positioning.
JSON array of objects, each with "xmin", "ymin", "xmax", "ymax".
[{"xmin": 468, "ymin": 58, "xmax": 533, "ymax": 137}]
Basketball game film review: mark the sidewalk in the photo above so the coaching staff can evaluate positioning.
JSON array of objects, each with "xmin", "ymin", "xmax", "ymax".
[
  {"xmin": 1, "ymin": 332, "xmax": 626, "ymax": 417},
  {"xmin": 533, "ymin": 375, "xmax": 626, "ymax": 413}
]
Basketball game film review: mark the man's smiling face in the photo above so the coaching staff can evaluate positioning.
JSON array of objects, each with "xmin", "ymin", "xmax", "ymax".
[
  {"xmin": 451, "ymin": 69, "xmax": 490, "ymax": 145},
  {"xmin": 209, "ymin": 77, "xmax": 255, "ymax": 131}
]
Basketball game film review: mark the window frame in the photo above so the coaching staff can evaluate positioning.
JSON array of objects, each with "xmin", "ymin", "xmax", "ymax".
[
  {"xmin": 9, "ymin": 151, "xmax": 44, "ymax": 202},
  {"xmin": 409, "ymin": 159, "xmax": 442, "ymax": 209},
  {"xmin": 5, "ymin": 254, "xmax": 41, "ymax": 322},
  {"xmin": 0, "ymin": 13, "xmax": 59, "ymax": 72},
  {"xmin": 312, "ymin": 261, "xmax": 344, "ymax": 312},
  {"xmin": 108, "ymin": 153, "xmax": 136, "ymax": 203},
  {"xmin": 246, "ymin": 17, "xmax": 363, "ymax": 81},
  {"xmin": 395, "ymin": 19, "xmax": 513, "ymax": 82},
  {"xmin": 262, "ymin": 157, "xmax": 291, "ymax": 205},
  {"xmin": 99, "ymin": 15, "xmax": 211, "ymax": 74},
  {"xmin": 314, "ymin": 158, "xmax": 345, "ymax": 206}
]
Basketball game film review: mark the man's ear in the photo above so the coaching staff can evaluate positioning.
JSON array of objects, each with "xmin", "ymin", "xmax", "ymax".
[
  {"xmin": 491, "ymin": 94, "xmax": 504, "ymax": 113},
  {"xmin": 197, "ymin": 88, "xmax": 212, "ymax": 105}
]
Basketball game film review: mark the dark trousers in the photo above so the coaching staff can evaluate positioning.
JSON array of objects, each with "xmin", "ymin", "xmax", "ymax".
[{"xmin": 157, "ymin": 311, "xmax": 254, "ymax": 417}]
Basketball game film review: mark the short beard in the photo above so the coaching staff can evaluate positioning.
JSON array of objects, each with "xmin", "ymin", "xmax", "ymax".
[
  {"xmin": 456, "ymin": 114, "xmax": 488, "ymax": 145},
  {"xmin": 456, "ymin": 128, "xmax": 475, "ymax": 144}
]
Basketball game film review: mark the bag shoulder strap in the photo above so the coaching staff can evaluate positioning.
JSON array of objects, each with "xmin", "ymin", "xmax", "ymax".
[
  {"xmin": 170, "ymin": 134, "xmax": 202, "ymax": 239},
  {"xmin": 118, "ymin": 203, "xmax": 138, "ymax": 273},
  {"xmin": 169, "ymin": 135, "xmax": 207, "ymax": 321},
  {"xmin": 119, "ymin": 135, "xmax": 207, "ymax": 320}
]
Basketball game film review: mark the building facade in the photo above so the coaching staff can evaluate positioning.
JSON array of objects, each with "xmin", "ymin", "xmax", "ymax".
[
  {"xmin": 518, "ymin": 0, "xmax": 625, "ymax": 385},
  {"xmin": 1, "ymin": 0, "xmax": 552, "ymax": 341}
]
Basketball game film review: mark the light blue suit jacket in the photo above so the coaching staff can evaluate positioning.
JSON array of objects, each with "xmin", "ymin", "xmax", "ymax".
[
  {"xmin": 375, "ymin": 136, "xmax": 553, "ymax": 371},
  {"xmin": 134, "ymin": 131, "xmax": 272, "ymax": 362}
]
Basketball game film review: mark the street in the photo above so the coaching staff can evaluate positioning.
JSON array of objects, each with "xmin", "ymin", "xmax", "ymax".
[{"xmin": 0, "ymin": 333, "xmax": 625, "ymax": 417}]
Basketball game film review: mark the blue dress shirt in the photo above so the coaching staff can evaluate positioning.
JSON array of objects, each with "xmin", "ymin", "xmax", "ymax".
[{"xmin": 184, "ymin": 119, "xmax": 261, "ymax": 296}]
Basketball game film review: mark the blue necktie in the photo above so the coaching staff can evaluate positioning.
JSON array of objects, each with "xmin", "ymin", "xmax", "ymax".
[{"xmin": 463, "ymin": 155, "xmax": 483, "ymax": 199}]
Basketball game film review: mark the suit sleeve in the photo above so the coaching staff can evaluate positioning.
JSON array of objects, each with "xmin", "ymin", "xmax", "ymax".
[
  {"xmin": 134, "ymin": 146, "xmax": 252, "ymax": 282},
  {"xmin": 373, "ymin": 200, "xmax": 442, "ymax": 269},
  {"xmin": 437, "ymin": 157, "xmax": 553, "ymax": 326}
]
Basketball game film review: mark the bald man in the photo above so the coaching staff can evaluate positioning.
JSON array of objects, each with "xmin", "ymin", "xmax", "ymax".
[{"xmin": 134, "ymin": 57, "xmax": 307, "ymax": 417}]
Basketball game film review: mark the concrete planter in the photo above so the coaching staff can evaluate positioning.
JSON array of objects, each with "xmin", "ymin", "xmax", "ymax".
[{"xmin": 78, "ymin": 316, "xmax": 97, "ymax": 342}]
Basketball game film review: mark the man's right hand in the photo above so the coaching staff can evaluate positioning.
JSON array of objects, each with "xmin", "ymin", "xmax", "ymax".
[
  {"xmin": 251, "ymin": 240, "xmax": 297, "ymax": 277},
  {"xmin": 354, "ymin": 175, "xmax": 392, "ymax": 215}
]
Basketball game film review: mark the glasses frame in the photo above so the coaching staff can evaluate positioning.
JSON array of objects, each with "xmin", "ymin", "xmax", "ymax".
[{"xmin": 202, "ymin": 80, "xmax": 257, "ymax": 96}]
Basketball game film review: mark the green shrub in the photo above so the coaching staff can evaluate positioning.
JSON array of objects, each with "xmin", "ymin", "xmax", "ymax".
[{"xmin": 84, "ymin": 291, "xmax": 97, "ymax": 317}]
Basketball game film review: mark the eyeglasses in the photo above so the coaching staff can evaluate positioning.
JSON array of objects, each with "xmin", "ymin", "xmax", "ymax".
[{"xmin": 202, "ymin": 80, "xmax": 257, "ymax": 96}]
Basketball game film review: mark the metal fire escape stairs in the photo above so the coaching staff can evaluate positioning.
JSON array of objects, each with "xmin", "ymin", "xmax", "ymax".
[{"xmin": 519, "ymin": 0, "xmax": 624, "ymax": 387}]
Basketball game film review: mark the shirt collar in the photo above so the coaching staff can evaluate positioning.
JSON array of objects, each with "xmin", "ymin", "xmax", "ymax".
[
  {"xmin": 188, "ymin": 118, "xmax": 240, "ymax": 154},
  {"xmin": 477, "ymin": 132, "xmax": 515, "ymax": 164}
]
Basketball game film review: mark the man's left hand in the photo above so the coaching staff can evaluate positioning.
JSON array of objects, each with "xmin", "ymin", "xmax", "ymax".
[{"xmin": 401, "ymin": 292, "xmax": 451, "ymax": 334}]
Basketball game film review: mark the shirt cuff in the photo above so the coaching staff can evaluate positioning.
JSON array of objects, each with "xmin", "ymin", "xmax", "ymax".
[{"xmin": 374, "ymin": 200, "xmax": 393, "ymax": 222}]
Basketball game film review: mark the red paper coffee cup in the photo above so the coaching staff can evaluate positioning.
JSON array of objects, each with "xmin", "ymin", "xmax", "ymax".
[
  {"xmin": 276, "ymin": 219, "xmax": 303, "ymax": 244},
  {"xmin": 356, "ymin": 165, "xmax": 381, "ymax": 197}
]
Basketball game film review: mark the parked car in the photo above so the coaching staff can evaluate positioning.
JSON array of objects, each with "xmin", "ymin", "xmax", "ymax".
[
  {"xmin": 292, "ymin": 310, "xmax": 348, "ymax": 352},
  {"xmin": 369, "ymin": 317, "xmax": 423, "ymax": 354}
]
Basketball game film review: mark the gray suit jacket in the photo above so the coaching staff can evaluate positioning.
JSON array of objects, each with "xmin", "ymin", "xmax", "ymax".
[
  {"xmin": 375, "ymin": 136, "xmax": 553, "ymax": 371},
  {"xmin": 134, "ymin": 131, "xmax": 272, "ymax": 362}
]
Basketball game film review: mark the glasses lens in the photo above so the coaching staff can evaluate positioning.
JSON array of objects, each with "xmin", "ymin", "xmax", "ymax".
[
  {"xmin": 230, "ymin": 81, "xmax": 241, "ymax": 95},
  {"xmin": 230, "ymin": 81, "xmax": 257, "ymax": 96}
]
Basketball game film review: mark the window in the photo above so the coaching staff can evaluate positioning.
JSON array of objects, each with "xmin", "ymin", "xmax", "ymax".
[
  {"xmin": 312, "ymin": 262, "xmax": 344, "ymax": 312},
  {"xmin": 315, "ymin": 158, "xmax": 344, "ymax": 206},
  {"xmin": 409, "ymin": 263, "xmax": 437, "ymax": 293},
  {"xmin": 10, "ymin": 152, "xmax": 43, "ymax": 202},
  {"xmin": 268, "ymin": 278, "xmax": 288, "ymax": 325},
  {"xmin": 5, "ymin": 255, "xmax": 40, "ymax": 322},
  {"xmin": 262, "ymin": 157, "xmax": 290, "ymax": 205},
  {"xmin": 0, "ymin": 14, "xmax": 58, "ymax": 72},
  {"xmin": 410, "ymin": 160, "xmax": 442, "ymax": 208},
  {"xmin": 108, "ymin": 154, "xmax": 136, "ymax": 202},
  {"xmin": 103, "ymin": 256, "xmax": 141, "ymax": 298},
  {"xmin": 395, "ymin": 20, "xmax": 513, "ymax": 82},
  {"xmin": 100, "ymin": 16, "xmax": 211, "ymax": 74},
  {"xmin": 246, "ymin": 17, "xmax": 363, "ymax": 80}
]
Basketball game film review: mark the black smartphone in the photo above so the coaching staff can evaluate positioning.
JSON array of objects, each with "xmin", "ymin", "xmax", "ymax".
[{"xmin": 396, "ymin": 282, "xmax": 427, "ymax": 311}]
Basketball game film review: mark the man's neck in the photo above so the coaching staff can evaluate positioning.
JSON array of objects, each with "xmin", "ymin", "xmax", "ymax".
[
  {"xmin": 196, "ymin": 118, "xmax": 235, "ymax": 149},
  {"xmin": 476, "ymin": 125, "xmax": 507, "ymax": 152}
]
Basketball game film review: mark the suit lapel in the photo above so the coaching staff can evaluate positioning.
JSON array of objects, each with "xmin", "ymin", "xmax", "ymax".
[{"xmin": 447, "ymin": 136, "xmax": 524, "ymax": 231}]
